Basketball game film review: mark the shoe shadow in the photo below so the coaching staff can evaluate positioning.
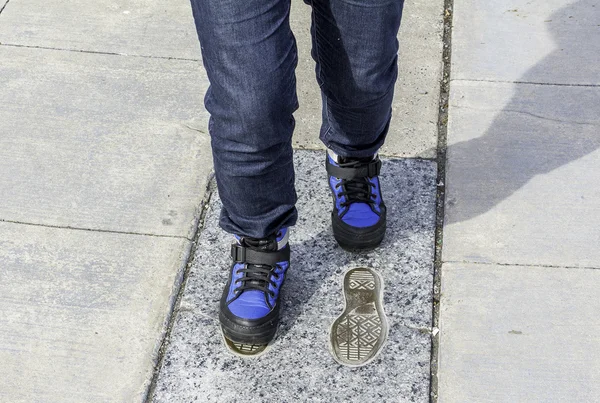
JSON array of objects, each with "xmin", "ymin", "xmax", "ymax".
[{"xmin": 276, "ymin": 227, "xmax": 342, "ymax": 342}]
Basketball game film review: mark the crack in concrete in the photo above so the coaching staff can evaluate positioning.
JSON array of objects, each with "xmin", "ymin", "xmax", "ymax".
[
  {"xmin": 0, "ymin": 0, "xmax": 10, "ymax": 15},
  {"xmin": 502, "ymin": 108, "xmax": 599, "ymax": 126},
  {"xmin": 451, "ymin": 104, "xmax": 599, "ymax": 126}
]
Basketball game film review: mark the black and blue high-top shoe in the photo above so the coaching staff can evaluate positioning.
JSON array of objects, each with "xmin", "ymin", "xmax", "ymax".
[
  {"xmin": 219, "ymin": 228, "xmax": 290, "ymax": 344},
  {"xmin": 326, "ymin": 150, "xmax": 386, "ymax": 251}
]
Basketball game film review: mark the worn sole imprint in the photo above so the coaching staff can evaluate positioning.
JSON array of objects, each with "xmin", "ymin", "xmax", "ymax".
[
  {"xmin": 330, "ymin": 267, "xmax": 388, "ymax": 366},
  {"xmin": 220, "ymin": 326, "xmax": 270, "ymax": 358}
]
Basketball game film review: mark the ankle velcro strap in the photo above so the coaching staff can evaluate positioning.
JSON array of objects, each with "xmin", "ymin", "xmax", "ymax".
[
  {"xmin": 326, "ymin": 157, "xmax": 381, "ymax": 179},
  {"xmin": 231, "ymin": 244, "xmax": 290, "ymax": 266}
]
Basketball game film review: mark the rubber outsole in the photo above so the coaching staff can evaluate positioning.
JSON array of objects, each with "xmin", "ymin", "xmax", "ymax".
[
  {"xmin": 220, "ymin": 326, "xmax": 270, "ymax": 357},
  {"xmin": 329, "ymin": 267, "xmax": 388, "ymax": 367}
]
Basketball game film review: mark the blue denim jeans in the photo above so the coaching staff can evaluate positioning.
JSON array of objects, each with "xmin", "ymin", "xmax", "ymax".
[{"xmin": 190, "ymin": 0, "xmax": 404, "ymax": 238}]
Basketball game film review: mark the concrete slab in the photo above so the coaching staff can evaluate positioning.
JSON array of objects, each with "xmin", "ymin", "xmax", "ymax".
[
  {"xmin": 0, "ymin": 0, "xmax": 200, "ymax": 59},
  {"xmin": 438, "ymin": 262, "xmax": 600, "ymax": 402},
  {"xmin": 152, "ymin": 150, "xmax": 437, "ymax": 402},
  {"xmin": 443, "ymin": 80, "xmax": 600, "ymax": 267},
  {"xmin": 452, "ymin": 0, "xmax": 600, "ymax": 84},
  {"xmin": 0, "ymin": 0, "xmax": 442, "ymax": 159},
  {"xmin": 0, "ymin": 221, "xmax": 191, "ymax": 402},
  {"xmin": 291, "ymin": 0, "xmax": 444, "ymax": 158},
  {"xmin": 0, "ymin": 46, "xmax": 212, "ymax": 238}
]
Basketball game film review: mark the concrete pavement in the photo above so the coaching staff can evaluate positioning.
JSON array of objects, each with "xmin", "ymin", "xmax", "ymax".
[
  {"xmin": 7, "ymin": 0, "xmax": 597, "ymax": 400},
  {"xmin": 153, "ymin": 152, "xmax": 437, "ymax": 402},
  {"xmin": 0, "ymin": 0, "xmax": 212, "ymax": 401},
  {"xmin": 0, "ymin": 0, "xmax": 444, "ymax": 401},
  {"xmin": 151, "ymin": 0, "xmax": 445, "ymax": 400},
  {"xmin": 438, "ymin": 0, "xmax": 600, "ymax": 401}
]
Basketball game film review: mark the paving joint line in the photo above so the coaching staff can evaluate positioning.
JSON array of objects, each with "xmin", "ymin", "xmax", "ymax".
[
  {"xmin": 450, "ymin": 105, "xmax": 599, "ymax": 126},
  {"xmin": 292, "ymin": 145, "xmax": 437, "ymax": 161},
  {"xmin": 451, "ymin": 77, "xmax": 600, "ymax": 88},
  {"xmin": 0, "ymin": 42, "xmax": 202, "ymax": 62},
  {"xmin": 0, "ymin": 0, "xmax": 10, "ymax": 15},
  {"xmin": 430, "ymin": 1, "xmax": 454, "ymax": 401},
  {"xmin": 0, "ymin": 218, "xmax": 191, "ymax": 240},
  {"xmin": 145, "ymin": 173, "xmax": 216, "ymax": 403},
  {"xmin": 444, "ymin": 259, "xmax": 600, "ymax": 271}
]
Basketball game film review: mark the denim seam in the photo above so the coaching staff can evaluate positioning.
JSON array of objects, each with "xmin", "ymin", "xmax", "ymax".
[
  {"xmin": 310, "ymin": 4, "xmax": 334, "ymax": 144},
  {"xmin": 322, "ymin": 123, "xmax": 333, "ymax": 143}
]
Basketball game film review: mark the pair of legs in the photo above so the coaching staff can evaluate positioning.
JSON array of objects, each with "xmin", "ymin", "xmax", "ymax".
[
  {"xmin": 190, "ymin": 0, "xmax": 404, "ymax": 344},
  {"xmin": 191, "ymin": 0, "xmax": 404, "ymax": 239}
]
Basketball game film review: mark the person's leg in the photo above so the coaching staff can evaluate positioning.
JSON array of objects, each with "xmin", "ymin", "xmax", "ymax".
[
  {"xmin": 190, "ymin": 0, "xmax": 297, "ymax": 343},
  {"xmin": 306, "ymin": 0, "xmax": 404, "ymax": 249},
  {"xmin": 308, "ymin": 0, "xmax": 403, "ymax": 157},
  {"xmin": 191, "ymin": 0, "xmax": 299, "ymax": 240}
]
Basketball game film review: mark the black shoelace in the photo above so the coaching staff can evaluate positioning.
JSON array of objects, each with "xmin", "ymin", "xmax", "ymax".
[
  {"xmin": 335, "ymin": 159, "xmax": 377, "ymax": 209},
  {"xmin": 234, "ymin": 238, "xmax": 280, "ymax": 298}
]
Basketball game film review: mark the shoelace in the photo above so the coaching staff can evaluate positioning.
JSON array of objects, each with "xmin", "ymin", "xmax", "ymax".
[
  {"xmin": 335, "ymin": 159, "xmax": 377, "ymax": 208},
  {"xmin": 233, "ymin": 238, "xmax": 281, "ymax": 298}
]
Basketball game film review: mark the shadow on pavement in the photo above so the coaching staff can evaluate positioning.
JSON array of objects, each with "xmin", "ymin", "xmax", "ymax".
[{"xmin": 443, "ymin": 0, "xmax": 600, "ymax": 225}]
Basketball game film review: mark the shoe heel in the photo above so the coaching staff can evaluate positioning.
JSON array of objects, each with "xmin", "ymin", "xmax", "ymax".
[{"xmin": 332, "ymin": 212, "xmax": 386, "ymax": 251}]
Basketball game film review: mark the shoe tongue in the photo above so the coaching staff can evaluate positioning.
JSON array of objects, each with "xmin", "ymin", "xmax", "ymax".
[
  {"xmin": 336, "ymin": 157, "xmax": 374, "ymax": 203},
  {"xmin": 239, "ymin": 236, "xmax": 278, "ymax": 290}
]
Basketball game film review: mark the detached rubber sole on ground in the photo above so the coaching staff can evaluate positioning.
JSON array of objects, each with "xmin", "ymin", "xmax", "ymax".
[{"xmin": 330, "ymin": 267, "xmax": 388, "ymax": 366}]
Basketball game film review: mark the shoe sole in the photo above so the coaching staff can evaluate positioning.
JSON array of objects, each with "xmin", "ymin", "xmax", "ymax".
[
  {"xmin": 220, "ymin": 326, "xmax": 270, "ymax": 358},
  {"xmin": 221, "ymin": 327, "xmax": 270, "ymax": 358},
  {"xmin": 332, "ymin": 211, "xmax": 386, "ymax": 251},
  {"xmin": 219, "ymin": 310, "xmax": 278, "ymax": 345},
  {"xmin": 330, "ymin": 267, "xmax": 388, "ymax": 367}
]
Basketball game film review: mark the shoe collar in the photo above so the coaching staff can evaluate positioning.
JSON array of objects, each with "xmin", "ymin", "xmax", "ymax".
[
  {"xmin": 327, "ymin": 149, "xmax": 378, "ymax": 165},
  {"xmin": 233, "ymin": 227, "xmax": 290, "ymax": 251}
]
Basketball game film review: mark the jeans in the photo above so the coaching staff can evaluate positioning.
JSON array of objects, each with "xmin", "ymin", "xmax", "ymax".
[{"xmin": 190, "ymin": 0, "xmax": 404, "ymax": 238}]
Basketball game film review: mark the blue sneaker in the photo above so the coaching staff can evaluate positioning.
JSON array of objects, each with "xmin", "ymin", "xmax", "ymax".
[
  {"xmin": 326, "ymin": 150, "xmax": 386, "ymax": 250},
  {"xmin": 219, "ymin": 228, "xmax": 290, "ymax": 344}
]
